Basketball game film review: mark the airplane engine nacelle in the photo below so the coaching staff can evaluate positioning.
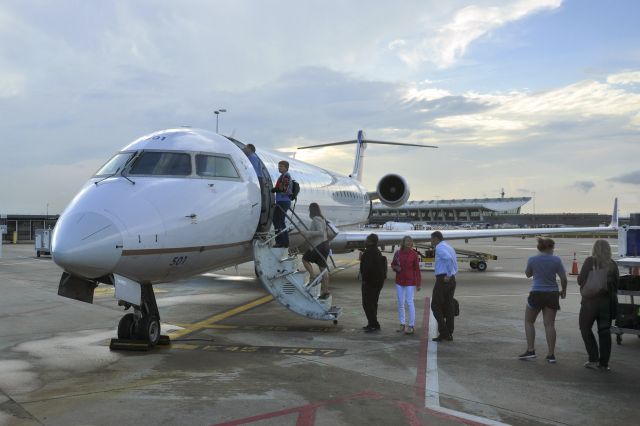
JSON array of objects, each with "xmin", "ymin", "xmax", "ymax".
[{"xmin": 376, "ymin": 174, "xmax": 410, "ymax": 208}]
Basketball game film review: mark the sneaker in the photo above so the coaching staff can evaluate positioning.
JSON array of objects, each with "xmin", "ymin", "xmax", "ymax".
[
  {"xmin": 318, "ymin": 293, "xmax": 331, "ymax": 300},
  {"xmin": 365, "ymin": 325, "xmax": 380, "ymax": 333},
  {"xmin": 584, "ymin": 361, "xmax": 598, "ymax": 370},
  {"xmin": 396, "ymin": 324, "xmax": 405, "ymax": 333},
  {"xmin": 598, "ymin": 364, "xmax": 611, "ymax": 372},
  {"xmin": 518, "ymin": 350, "xmax": 536, "ymax": 360},
  {"xmin": 404, "ymin": 326, "xmax": 415, "ymax": 335},
  {"xmin": 546, "ymin": 355, "xmax": 556, "ymax": 364}
]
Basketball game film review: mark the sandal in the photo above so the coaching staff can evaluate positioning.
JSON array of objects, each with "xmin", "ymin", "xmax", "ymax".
[
  {"xmin": 396, "ymin": 324, "xmax": 405, "ymax": 333},
  {"xmin": 405, "ymin": 326, "xmax": 415, "ymax": 335}
]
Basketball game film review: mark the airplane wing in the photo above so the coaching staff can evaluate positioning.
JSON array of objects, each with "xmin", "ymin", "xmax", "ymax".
[{"xmin": 331, "ymin": 198, "xmax": 618, "ymax": 251}]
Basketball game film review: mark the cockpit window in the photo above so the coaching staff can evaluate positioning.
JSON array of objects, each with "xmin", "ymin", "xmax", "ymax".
[
  {"xmin": 129, "ymin": 151, "xmax": 192, "ymax": 176},
  {"xmin": 196, "ymin": 154, "xmax": 240, "ymax": 178},
  {"xmin": 95, "ymin": 152, "xmax": 135, "ymax": 176}
]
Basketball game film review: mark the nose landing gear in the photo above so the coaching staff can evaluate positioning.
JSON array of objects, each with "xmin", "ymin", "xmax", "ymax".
[{"xmin": 111, "ymin": 283, "xmax": 168, "ymax": 351}]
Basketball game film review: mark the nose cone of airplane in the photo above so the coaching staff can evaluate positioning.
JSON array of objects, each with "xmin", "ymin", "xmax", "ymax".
[{"xmin": 52, "ymin": 212, "xmax": 123, "ymax": 279}]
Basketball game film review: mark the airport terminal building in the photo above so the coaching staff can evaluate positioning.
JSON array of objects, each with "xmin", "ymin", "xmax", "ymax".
[{"xmin": 370, "ymin": 197, "xmax": 531, "ymax": 224}]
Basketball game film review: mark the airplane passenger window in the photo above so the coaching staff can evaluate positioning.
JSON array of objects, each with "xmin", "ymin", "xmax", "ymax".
[
  {"xmin": 196, "ymin": 155, "xmax": 240, "ymax": 179},
  {"xmin": 129, "ymin": 152, "xmax": 192, "ymax": 176},
  {"xmin": 95, "ymin": 152, "xmax": 135, "ymax": 176}
]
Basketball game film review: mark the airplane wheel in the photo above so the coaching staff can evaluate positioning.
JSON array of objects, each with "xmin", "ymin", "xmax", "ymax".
[
  {"xmin": 333, "ymin": 320, "xmax": 338, "ymax": 325},
  {"xmin": 117, "ymin": 313, "xmax": 136, "ymax": 339},
  {"xmin": 476, "ymin": 261, "xmax": 487, "ymax": 272},
  {"xmin": 37, "ymin": 251, "xmax": 41, "ymax": 258},
  {"xmin": 136, "ymin": 315, "xmax": 161, "ymax": 346},
  {"xmin": 470, "ymin": 261, "xmax": 478, "ymax": 269}
]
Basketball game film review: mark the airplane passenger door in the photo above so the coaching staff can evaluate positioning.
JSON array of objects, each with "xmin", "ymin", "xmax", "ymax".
[{"xmin": 255, "ymin": 157, "xmax": 275, "ymax": 233}]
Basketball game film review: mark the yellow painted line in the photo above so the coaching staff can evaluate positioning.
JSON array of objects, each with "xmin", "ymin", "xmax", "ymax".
[
  {"xmin": 203, "ymin": 324, "xmax": 239, "ymax": 329},
  {"xmin": 167, "ymin": 343, "xmax": 199, "ymax": 350},
  {"xmin": 168, "ymin": 294, "xmax": 274, "ymax": 339},
  {"xmin": 94, "ymin": 287, "xmax": 168, "ymax": 297}
]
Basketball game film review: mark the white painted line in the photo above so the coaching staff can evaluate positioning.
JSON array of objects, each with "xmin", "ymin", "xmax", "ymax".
[
  {"xmin": 425, "ymin": 311, "xmax": 510, "ymax": 426},
  {"xmin": 425, "ymin": 310, "xmax": 439, "ymax": 407},
  {"xmin": 426, "ymin": 405, "xmax": 511, "ymax": 426}
]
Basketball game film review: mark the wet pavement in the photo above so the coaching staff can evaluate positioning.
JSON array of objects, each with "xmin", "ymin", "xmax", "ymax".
[{"xmin": 0, "ymin": 237, "xmax": 638, "ymax": 425}]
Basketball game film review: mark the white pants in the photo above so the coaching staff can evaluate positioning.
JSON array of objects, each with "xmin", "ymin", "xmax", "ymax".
[{"xmin": 396, "ymin": 284, "xmax": 416, "ymax": 327}]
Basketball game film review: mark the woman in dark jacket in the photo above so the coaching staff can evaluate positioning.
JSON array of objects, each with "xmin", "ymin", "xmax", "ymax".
[
  {"xmin": 360, "ymin": 234, "xmax": 387, "ymax": 332},
  {"xmin": 577, "ymin": 239, "xmax": 619, "ymax": 371}
]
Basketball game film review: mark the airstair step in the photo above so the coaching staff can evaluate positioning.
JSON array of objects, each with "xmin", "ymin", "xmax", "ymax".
[{"xmin": 252, "ymin": 239, "xmax": 341, "ymax": 322}]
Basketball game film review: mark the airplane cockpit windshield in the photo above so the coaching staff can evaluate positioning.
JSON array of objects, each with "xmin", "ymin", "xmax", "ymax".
[
  {"xmin": 93, "ymin": 150, "xmax": 242, "ymax": 180},
  {"xmin": 94, "ymin": 152, "xmax": 135, "ymax": 176},
  {"xmin": 195, "ymin": 154, "xmax": 239, "ymax": 179},
  {"xmin": 128, "ymin": 151, "xmax": 192, "ymax": 176}
]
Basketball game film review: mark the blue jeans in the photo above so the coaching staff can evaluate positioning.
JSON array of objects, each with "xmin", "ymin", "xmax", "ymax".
[{"xmin": 274, "ymin": 200, "xmax": 291, "ymax": 246}]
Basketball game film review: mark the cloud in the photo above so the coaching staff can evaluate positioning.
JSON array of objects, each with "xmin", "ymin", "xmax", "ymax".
[
  {"xmin": 570, "ymin": 181, "xmax": 595, "ymax": 193},
  {"xmin": 609, "ymin": 170, "xmax": 640, "ymax": 185},
  {"xmin": 393, "ymin": 0, "xmax": 563, "ymax": 67},
  {"xmin": 607, "ymin": 71, "xmax": 640, "ymax": 85},
  {"xmin": 429, "ymin": 73, "xmax": 640, "ymax": 144}
]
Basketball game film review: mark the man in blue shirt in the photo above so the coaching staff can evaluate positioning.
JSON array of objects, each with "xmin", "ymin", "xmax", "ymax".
[
  {"xmin": 430, "ymin": 231, "xmax": 458, "ymax": 342},
  {"xmin": 243, "ymin": 144, "xmax": 263, "ymax": 179}
]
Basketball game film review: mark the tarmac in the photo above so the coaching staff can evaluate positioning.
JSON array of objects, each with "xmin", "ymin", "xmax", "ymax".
[{"xmin": 0, "ymin": 237, "xmax": 638, "ymax": 426}]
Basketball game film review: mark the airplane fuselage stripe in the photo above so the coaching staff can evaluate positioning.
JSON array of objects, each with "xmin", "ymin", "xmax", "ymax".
[{"xmin": 121, "ymin": 240, "xmax": 252, "ymax": 256}]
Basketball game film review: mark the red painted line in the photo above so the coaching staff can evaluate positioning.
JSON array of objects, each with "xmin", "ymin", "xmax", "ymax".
[
  {"xmin": 415, "ymin": 295, "xmax": 431, "ymax": 404},
  {"xmin": 211, "ymin": 392, "xmax": 384, "ymax": 426},
  {"xmin": 395, "ymin": 401, "xmax": 422, "ymax": 426},
  {"xmin": 295, "ymin": 406, "xmax": 317, "ymax": 426}
]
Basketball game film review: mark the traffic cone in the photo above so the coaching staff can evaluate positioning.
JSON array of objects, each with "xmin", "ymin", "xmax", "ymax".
[{"xmin": 569, "ymin": 252, "xmax": 579, "ymax": 275}]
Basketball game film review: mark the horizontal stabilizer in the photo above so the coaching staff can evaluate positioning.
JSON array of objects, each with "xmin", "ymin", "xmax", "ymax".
[
  {"xmin": 297, "ymin": 130, "xmax": 437, "ymax": 182},
  {"xmin": 297, "ymin": 140, "xmax": 437, "ymax": 150}
]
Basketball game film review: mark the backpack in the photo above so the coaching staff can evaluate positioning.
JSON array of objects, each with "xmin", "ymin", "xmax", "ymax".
[
  {"xmin": 290, "ymin": 179, "xmax": 300, "ymax": 201},
  {"xmin": 380, "ymin": 253, "xmax": 388, "ymax": 280}
]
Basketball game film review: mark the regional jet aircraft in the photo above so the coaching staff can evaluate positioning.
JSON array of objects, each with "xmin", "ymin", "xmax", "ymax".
[{"xmin": 51, "ymin": 128, "xmax": 618, "ymax": 345}]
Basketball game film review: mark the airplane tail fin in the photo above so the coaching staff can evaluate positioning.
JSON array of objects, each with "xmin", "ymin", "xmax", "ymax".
[
  {"xmin": 297, "ymin": 130, "xmax": 437, "ymax": 182},
  {"xmin": 610, "ymin": 197, "xmax": 619, "ymax": 229}
]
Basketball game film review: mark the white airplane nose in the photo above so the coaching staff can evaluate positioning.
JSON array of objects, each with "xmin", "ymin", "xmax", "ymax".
[{"xmin": 52, "ymin": 212, "xmax": 123, "ymax": 279}]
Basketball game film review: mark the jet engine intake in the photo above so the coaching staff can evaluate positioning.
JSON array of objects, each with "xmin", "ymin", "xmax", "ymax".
[{"xmin": 375, "ymin": 174, "xmax": 410, "ymax": 208}]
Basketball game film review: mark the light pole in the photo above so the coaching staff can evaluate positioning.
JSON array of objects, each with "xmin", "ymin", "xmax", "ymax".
[{"xmin": 214, "ymin": 109, "xmax": 227, "ymax": 133}]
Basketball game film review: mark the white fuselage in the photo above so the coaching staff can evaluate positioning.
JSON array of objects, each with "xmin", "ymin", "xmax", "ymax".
[{"xmin": 51, "ymin": 129, "xmax": 370, "ymax": 283}]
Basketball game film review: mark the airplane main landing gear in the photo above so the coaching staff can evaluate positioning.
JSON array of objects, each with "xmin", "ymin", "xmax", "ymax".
[{"xmin": 111, "ymin": 283, "xmax": 168, "ymax": 351}]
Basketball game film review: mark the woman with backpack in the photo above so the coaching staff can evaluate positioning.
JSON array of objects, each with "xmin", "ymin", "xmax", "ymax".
[
  {"xmin": 359, "ymin": 233, "xmax": 387, "ymax": 332},
  {"xmin": 578, "ymin": 240, "xmax": 619, "ymax": 371},
  {"xmin": 391, "ymin": 236, "xmax": 422, "ymax": 335}
]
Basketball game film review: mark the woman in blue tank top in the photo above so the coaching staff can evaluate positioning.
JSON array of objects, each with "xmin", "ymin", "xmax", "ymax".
[{"xmin": 518, "ymin": 238, "xmax": 567, "ymax": 364}]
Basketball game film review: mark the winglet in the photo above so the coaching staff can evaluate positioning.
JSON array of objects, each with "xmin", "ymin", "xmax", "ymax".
[{"xmin": 610, "ymin": 197, "xmax": 619, "ymax": 229}]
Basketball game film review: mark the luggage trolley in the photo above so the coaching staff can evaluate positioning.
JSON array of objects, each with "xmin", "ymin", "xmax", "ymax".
[
  {"xmin": 414, "ymin": 243, "xmax": 497, "ymax": 272},
  {"xmin": 612, "ymin": 225, "xmax": 640, "ymax": 344}
]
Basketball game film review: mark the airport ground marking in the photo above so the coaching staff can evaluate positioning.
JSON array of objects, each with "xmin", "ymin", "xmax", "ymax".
[
  {"xmin": 417, "ymin": 296, "xmax": 513, "ymax": 426},
  {"xmin": 167, "ymin": 294, "xmax": 274, "ymax": 339}
]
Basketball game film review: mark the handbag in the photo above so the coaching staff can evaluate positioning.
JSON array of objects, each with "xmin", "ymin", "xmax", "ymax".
[
  {"xmin": 391, "ymin": 251, "xmax": 401, "ymax": 272},
  {"xmin": 580, "ymin": 264, "xmax": 609, "ymax": 298}
]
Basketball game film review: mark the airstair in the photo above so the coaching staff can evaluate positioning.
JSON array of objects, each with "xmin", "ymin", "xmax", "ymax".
[{"xmin": 252, "ymin": 208, "xmax": 341, "ymax": 323}]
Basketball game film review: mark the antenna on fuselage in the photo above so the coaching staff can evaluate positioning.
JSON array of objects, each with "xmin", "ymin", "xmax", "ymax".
[{"xmin": 296, "ymin": 130, "xmax": 437, "ymax": 182}]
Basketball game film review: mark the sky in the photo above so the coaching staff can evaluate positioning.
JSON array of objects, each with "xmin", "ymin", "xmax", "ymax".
[{"xmin": 1, "ymin": 0, "xmax": 639, "ymax": 215}]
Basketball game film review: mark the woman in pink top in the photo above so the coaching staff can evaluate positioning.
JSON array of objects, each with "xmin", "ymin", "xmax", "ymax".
[{"xmin": 391, "ymin": 236, "xmax": 422, "ymax": 335}]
